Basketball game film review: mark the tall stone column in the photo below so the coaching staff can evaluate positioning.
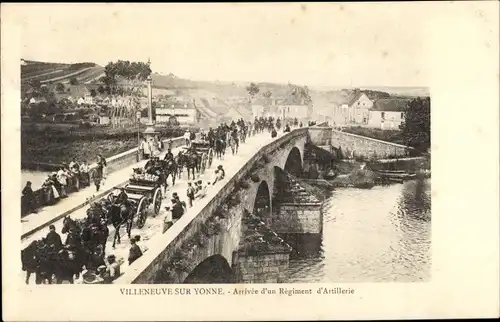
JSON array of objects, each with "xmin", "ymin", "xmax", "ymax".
[{"xmin": 143, "ymin": 73, "xmax": 157, "ymax": 150}]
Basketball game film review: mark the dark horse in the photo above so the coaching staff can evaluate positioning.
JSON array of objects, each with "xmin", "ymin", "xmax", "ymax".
[
  {"xmin": 175, "ymin": 152, "xmax": 186, "ymax": 180},
  {"xmin": 185, "ymin": 150, "xmax": 198, "ymax": 180},
  {"xmin": 61, "ymin": 216, "xmax": 92, "ymax": 278},
  {"xmin": 54, "ymin": 248, "xmax": 82, "ymax": 284},
  {"xmin": 162, "ymin": 159, "xmax": 178, "ymax": 189},
  {"xmin": 104, "ymin": 197, "xmax": 134, "ymax": 248},
  {"xmin": 214, "ymin": 138, "xmax": 226, "ymax": 160},
  {"xmin": 21, "ymin": 240, "xmax": 40, "ymax": 284}
]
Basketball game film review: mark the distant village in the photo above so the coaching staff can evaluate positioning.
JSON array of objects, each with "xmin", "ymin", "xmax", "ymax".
[
  {"xmin": 21, "ymin": 72, "xmax": 421, "ymax": 131},
  {"xmin": 21, "ymin": 81, "xmax": 316, "ymax": 129},
  {"xmin": 317, "ymin": 89, "xmax": 416, "ymax": 130}
]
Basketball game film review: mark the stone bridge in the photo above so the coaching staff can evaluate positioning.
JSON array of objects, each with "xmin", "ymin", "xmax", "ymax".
[{"xmin": 116, "ymin": 127, "xmax": 328, "ymax": 284}]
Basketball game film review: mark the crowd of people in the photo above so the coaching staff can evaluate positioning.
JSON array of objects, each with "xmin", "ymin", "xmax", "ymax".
[
  {"xmin": 21, "ymin": 116, "xmax": 310, "ymax": 284},
  {"xmin": 22, "ymin": 155, "xmax": 108, "ymax": 215}
]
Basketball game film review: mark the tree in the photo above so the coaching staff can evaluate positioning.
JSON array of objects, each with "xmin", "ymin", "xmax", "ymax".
[
  {"xmin": 55, "ymin": 83, "xmax": 65, "ymax": 93},
  {"xmin": 103, "ymin": 60, "xmax": 152, "ymax": 95},
  {"xmin": 29, "ymin": 79, "xmax": 41, "ymax": 89},
  {"xmin": 70, "ymin": 77, "xmax": 79, "ymax": 85},
  {"xmin": 97, "ymin": 85, "xmax": 106, "ymax": 95},
  {"xmin": 40, "ymin": 85, "xmax": 49, "ymax": 95},
  {"xmin": 246, "ymin": 82, "xmax": 260, "ymax": 98},
  {"xmin": 90, "ymin": 89, "xmax": 97, "ymax": 97},
  {"xmin": 262, "ymin": 90, "xmax": 272, "ymax": 98},
  {"xmin": 399, "ymin": 97, "xmax": 431, "ymax": 153}
]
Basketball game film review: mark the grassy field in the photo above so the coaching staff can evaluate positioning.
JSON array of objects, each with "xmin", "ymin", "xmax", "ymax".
[
  {"xmin": 341, "ymin": 126, "xmax": 404, "ymax": 145},
  {"xmin": 21, "ymin": 60, "xmax": 104, "ymax": 86},
  {"xmin": 21, "ymin": 125, "xmax": 196, "ymax": 167}
]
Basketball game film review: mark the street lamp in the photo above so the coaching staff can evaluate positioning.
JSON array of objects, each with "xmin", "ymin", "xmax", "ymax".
[{"xmin": 136, "ymin": 111, "xmax": 142, "ymax": 162}]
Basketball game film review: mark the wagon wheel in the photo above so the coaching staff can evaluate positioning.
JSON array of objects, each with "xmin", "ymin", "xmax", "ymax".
[
  {"xmin": 136, "ymin": 197, "xmax": 148, "ymax": 229},
  {"xmin": 106, "ymin": 193, "xmax": 114, "ymax": 202},
  {"xmin": 152, "ymin": 187, "xmax": 162, "ymax": 215},
  {"xmin": 208, "ymin": 148, "xmax": 214, "ymax": 168}
]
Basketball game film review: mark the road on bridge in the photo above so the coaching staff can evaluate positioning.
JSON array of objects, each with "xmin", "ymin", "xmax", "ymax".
[{"xmin": 20, "ymin": 129, "xmax": 289, "ymax": 284}]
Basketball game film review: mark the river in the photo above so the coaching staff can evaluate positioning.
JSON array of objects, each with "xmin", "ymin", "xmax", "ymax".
[
  {"xmin": 288, "ymin": 178, "xmax": 431, "ymax": 283},
  {"xmin": 21, "ymin": 170, "xmax": 50, "ymax": 189}
]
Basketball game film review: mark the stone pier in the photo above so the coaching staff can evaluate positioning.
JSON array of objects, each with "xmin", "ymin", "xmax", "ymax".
[
  {"xmin": 233, "ymin": 251, "xmax": 290, "ymax": 283},
  {"xmin": 271, "ymin": 172, "xmax": 323, "ymax": 254}
]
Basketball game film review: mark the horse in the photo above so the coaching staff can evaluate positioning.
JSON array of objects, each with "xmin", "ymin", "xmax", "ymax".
[
  {"xmin": 62, "ymin": 216, "xmax": 84, "ymax": 247},
  {"xmin": 54, "ymin": 248, "xmax": 82, "ymax": 284},
  {"xmin": 214, "ymin": 138, "xmax": 225, "ymax": 160},
  {"xmin": 21, "ymin": 240, "xmax": 40, "ymax": 284},
  {"xmin": 175, "ymin": 152, "xmax": 186, "ymax": 179},
  {"xmin": 106, "ymin": 200, "xmax": 134, "ymax": 248},
  {"xmin": 61, "ymin": 216, "xmax": 93, "ymax": 275},
  {"xmin": 34, "ymin": 244, "xmax": 58, "ymax": 284},
  {"xmin": 162, "ymin": 159, "xmax": 178, "ymax": 188},
  {"xmin": 185, "ymin": 151, "xmax": 198, "ymax": 181}
]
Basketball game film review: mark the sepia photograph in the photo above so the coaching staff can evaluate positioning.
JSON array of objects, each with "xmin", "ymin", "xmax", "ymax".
[{"xmin": 2, "ymin": 2, "xmax": 498, "ymax": 321}]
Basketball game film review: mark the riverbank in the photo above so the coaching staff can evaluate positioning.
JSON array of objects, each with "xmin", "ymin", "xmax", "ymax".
[{"xmin": 315, "ymin": 157, "xmax": 431, "ymax": 189}]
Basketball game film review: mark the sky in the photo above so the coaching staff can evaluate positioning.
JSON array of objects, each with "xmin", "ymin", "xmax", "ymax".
[{"xmin": 5, "ymin": 3, "xmax": 460, "ymax": 87}]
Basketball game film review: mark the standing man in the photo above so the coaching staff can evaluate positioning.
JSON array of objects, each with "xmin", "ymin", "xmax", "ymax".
[
  {"xmin": 91, "ymin": 167, "xmax": 102, "ymax": 192},
  {"xmin": 186, "ymin": 182, "xmax": 195, "ymax": 208},
  {"xmin": 22, "ymin": 181, "xmax": 37, "ymax": 214},
  {"xmin": 184, "ymin": 129, "xmax": 191, "ymax": 147},
  {"xmin": 56, "ymin": 166, "xmax": 69, "ymax": 198},
  {"xmin": 128, "ymin": 238, "xmax": 143, "ymax": 265},
  {"xmin": 142, "ymin": 138, "xmax": 151, "ymax": 159},
  {"xmin": 45, "ymin": 225, "xmax": 63, "ymax": 251},
  {"xmin": 79, "ymin": 161, "xmax": 90, "ymax": 187}
]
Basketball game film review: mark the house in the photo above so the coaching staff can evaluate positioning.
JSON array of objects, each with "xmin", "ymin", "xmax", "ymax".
[
  {"xmin": 332, "ymin": 91, "xmax": 373, "ymax": 125},
  {"xmin": 98, "ymin": 113, "xmax": 110, "ymax": 125},
  {"xmin": 155, "ymin": 98, "xmax": 198, "ymax": 125},
  {"xmin": 102, "ymin": 97, "xmax": 111, "ymax": 106},
  {"xmin": 276, "ymin": 96, "xmax": 312, "ymax": 120},
  {"xmin": 223, "ymin": 105, "xmax": 253, "ymax": 121},
  {"xmin": 251, "ymin": 96, "xmax": 312, "ymax": 120},
  {"xmin": 368, "ymin": 98, "xmax": 411, "ymax": 129},
  {"xmin": 54, "ymin": 85, "xmax": 94, "ymax": 105},
  {"xmin": 29, "ymin": 97, "xmax": 48, "ymax": 105},
  {"xmin": 251, "ymin": 98, "xmax": 274, "ymax": 118}
]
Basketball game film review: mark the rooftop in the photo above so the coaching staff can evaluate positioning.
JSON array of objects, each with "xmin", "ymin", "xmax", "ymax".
[{"xmin": 371, "ymin": 98, "xmax": 412, "ymax": 112}]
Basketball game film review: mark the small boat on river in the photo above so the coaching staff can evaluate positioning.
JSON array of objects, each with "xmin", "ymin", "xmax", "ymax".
[{"xmin": 375, "ymin": 170, "xmax": 416, "ymax": 183}]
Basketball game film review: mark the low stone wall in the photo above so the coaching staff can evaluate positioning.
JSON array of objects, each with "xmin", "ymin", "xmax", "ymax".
[
  {"xmin": 115, "ymin": 128, "xmax": 310, "ymax": 284},
  {"xmin": 273, "ymin": 203, "xmax": 322, "ymax": 234},
  {"xmin": 331, "ymin": 129, "xmax": 418, "ymax": 159},
  {"xmin": 234, "ymin": 252, "xmax": 289, "ymax": 283},
  {"xmin": 20, "ymin": 134, "xmax": 191, "ymax": 217},
  {"xmin": 308, "ymin": 127, "xmax": 332, "ymax": 146}
]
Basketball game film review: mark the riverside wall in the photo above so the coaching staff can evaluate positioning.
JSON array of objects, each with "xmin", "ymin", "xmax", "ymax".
[{"xmin": 21, "ymin": 134, "xmax": 192, "ymax": 217}]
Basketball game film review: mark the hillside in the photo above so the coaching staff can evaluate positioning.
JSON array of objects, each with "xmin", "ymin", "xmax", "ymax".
[
  {"xmin": 21, "ymin": 59, "xmax": 429, "ymax": 120},
  {"xmin": 21, "ymin": 60, "xmax": 105, "ymax": 86}
]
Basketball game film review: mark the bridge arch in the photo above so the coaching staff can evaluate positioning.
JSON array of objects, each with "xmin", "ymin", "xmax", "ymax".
[
  {"xmin": 252, "ymin": 180, "xmax": 272, "ymax": 222},
  {"xmin": 183, "ymin": 255, "xmax": 234, "ymax": 284},
  {"xmin": 283, "ymin": 146, "xmax": 302, "ymax": 177}
]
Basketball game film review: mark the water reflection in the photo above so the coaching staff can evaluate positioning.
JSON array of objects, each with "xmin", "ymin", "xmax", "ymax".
[{"xmin": 288, "ymin": 179, "xmax": 431, "ymax": 283}]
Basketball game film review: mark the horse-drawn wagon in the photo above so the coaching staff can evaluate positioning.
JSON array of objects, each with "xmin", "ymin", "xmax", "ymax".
[
  {"xmin": 105, "ymin": 168, "xmax": 163, "ymax": 229},
  {"xmin": 189, "ymin": 139, "xmax": 214, "ymax": 169}
]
